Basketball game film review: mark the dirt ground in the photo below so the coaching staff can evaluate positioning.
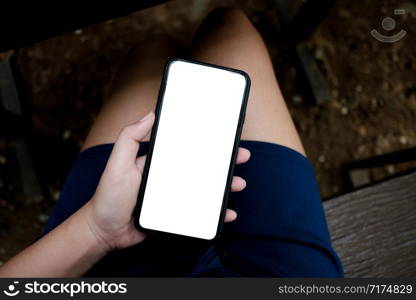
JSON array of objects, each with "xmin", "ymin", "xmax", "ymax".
[{"xmin": 0, "ymin": 0, "xmax": 415, "ymax": 263}]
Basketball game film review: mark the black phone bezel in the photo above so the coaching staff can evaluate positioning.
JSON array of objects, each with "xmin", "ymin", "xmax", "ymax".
[{"xmin": 133, "ymin": 57, "xmax": 251, "ymax": 241}]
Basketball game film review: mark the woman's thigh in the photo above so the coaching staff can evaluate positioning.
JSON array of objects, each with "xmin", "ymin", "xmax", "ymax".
[
  {"xmin": 81, "ymin": 35, "xmax": 180, "ymax": 150},
  {"xmin": 190, "ymin": 7, "xmax": 305, "ymax": 155},
  {"xmin": 83, "ymin": 7, "xmax": 305, "ymax": 156}
]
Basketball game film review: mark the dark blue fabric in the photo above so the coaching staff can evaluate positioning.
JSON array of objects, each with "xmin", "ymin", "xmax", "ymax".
[{"xmin": 43, "ymin": 141, "xmax": 343, "ymax": 277}]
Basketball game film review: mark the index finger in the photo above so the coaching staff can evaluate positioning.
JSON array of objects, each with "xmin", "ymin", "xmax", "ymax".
[{"xmin": 236, "ymin": 147, "xmax": 251, "ymax": 164}]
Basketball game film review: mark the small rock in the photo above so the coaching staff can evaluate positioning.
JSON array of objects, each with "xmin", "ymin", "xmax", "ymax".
[
  {"xmin": 341, "ymin": 106, "xmax": 349, "ymax": 115},
  {"xmin": 371, "ymin": 98, "xmax": 378, "ymax": 111},
  {"xmin": 358, "ymin": 144, "xmax": 368, "ymax": 155},
  {"xmin": 74, "ymin": 29, "xmax": 83, "ymax": 35},
  {"xmin": 0, "ymin": 155, "xmax": 6, "ymax": 165},
  {"xmin": 357, "ymin": 125, "xmax": 367, "ymax": 137},
  {"xmin": 62, "ymin": 130, "xmax": 71, "ymax": 140},
  {"xmin": 314, "ymin": 47, "xmax": 325, "ymax": 60},
  {"xmin": 386, "ymin": 165, "xmax": 395, "ymax": 175},
  {"xmin": 376, "ymin": 135, "xmax": 391, "ymax": 150},
  {"xmin": 52, "ymin": 190, "xmax": 61, "ymax": 201},
  {"xmin": 399, "ymin": 136, "xmax": 408, "ymax": 145},
  {"xmin": 292, "ymin": 94, "xmax": 303, "ymax": 104},
  {"xmin": 318, "ymin": 155, "xmax": 326, "ymax": 163},
  {"xmin": 37, "ymin": 214, "xmax": 49, "ymax": 223},
  {"xmin": 355, "ymin": 85, "xmax": 363, "ymax": 93}
]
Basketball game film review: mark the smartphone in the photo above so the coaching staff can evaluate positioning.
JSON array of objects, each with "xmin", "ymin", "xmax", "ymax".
[{"xmin": 134, "ymin": 58, "xmax": 250, "ymax": 240}]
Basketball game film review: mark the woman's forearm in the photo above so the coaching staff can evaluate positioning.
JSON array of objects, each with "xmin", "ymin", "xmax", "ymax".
[{"xmin": 0, "ymin": 202, "xmax": 107, "ymax": 277}]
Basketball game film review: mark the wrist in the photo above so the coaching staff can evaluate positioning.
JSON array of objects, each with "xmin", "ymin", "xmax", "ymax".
[{"xmin": 68, "ymin": 202, "xmax": 110, "ymax": 257}]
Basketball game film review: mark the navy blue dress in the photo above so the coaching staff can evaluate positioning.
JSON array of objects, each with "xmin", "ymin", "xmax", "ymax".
[{"xmin": 43, "ymin": 141, "xmax": 344, "ymax": 277}]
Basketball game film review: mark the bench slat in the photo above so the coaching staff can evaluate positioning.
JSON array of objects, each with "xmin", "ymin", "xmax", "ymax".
[{"xmin": 324, "ymin": 172, "xmax": 416, "ymax": 277}]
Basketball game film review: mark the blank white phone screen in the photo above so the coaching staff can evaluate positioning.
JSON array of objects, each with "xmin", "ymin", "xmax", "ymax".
[{"xmin": 139, "ymin": 60, "xmax": 248, "ymax": 240}]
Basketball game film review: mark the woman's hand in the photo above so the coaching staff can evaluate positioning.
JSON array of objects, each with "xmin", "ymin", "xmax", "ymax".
[
  {"xmin": 84, "ymin": 112, "xmax": 251, "ymax": 253},
  {"xmin": 0, "ymin": 111, "xmax": 250, "ymax": 277}
]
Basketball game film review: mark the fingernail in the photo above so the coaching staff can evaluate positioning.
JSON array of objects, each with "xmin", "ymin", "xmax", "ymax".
[{"xmin": 140, "ymin": 112, "xmax": 153, "ymax": 122}]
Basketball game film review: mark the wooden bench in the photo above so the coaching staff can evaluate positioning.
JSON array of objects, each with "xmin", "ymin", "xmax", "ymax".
[{"xmin": 324, "ymin": 171, "xmax": 416, "ymax": 277}]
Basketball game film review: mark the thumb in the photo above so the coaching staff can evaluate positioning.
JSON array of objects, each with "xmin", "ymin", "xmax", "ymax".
[
  {"xmin": 135, "ymin": 155, "xmax": 147, "ymax": 174},
  {"xmin": 108, "ymin": 112, "xmax": 155, "ymax": 170}
]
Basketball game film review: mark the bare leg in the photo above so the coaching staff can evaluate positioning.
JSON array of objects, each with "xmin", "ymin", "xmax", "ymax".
[
  {"xmin": 83, "ymin": 8, "xmax": 304, "ymax": 156},
  {"xmin": 82, "ymin": 35, "xmax": 180, "ymax": 150},
  {"xmin": 190, "ymin": 7, "xmax": 305, "ymax": 155}
]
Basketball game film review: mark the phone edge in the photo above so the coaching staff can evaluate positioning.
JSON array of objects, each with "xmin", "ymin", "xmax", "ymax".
[{"xmin": 133, "ymin": 57, "xmax": 251, "ymax": 241}]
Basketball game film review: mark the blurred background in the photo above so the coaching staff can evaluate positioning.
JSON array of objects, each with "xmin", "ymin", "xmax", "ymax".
[{"xmin": 0, "ymin": 0, "xmax": 415, "ymax": 264}]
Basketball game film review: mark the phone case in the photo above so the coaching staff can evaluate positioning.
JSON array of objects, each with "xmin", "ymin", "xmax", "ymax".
[{"xmin": 133, "ymin": 58, "xmax": 251, "ymax": 240}]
